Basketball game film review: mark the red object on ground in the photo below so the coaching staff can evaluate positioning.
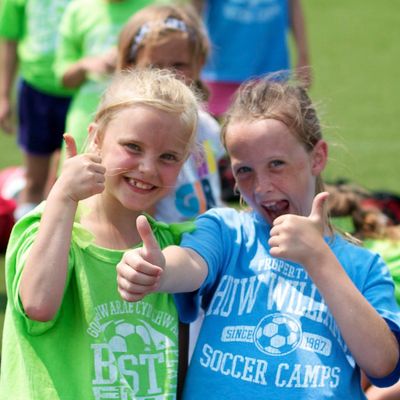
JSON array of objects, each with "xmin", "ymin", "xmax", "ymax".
[{"xmin": 0, "ymin": 195, "xmax": 16, "ymax": 253}]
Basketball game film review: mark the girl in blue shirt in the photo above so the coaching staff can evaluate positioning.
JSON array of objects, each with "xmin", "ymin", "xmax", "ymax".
[{"xmin": 117, "ymin": 77, "xmax": 400, "ymax": 399}]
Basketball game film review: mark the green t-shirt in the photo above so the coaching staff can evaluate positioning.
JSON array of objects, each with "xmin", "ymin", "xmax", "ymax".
[
  {"xmin": 0, "ymin": 203, "xmax": 194, "ymax": 399},
  {"xmin": 55, "ymin": 0, "xmax": 154, "ymax": 155},
  {"xmin": 364, "ymin": 239, "xmax": 400, "ymax": 305},
  {"xmin": 331, "ymin": 218, "xmax": 400, "ymax": 305},
  {"xmin": 0, "ymin": 0, "xmax": 74, "ymax": 96}
]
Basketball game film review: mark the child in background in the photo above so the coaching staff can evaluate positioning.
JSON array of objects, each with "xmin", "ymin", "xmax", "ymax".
[
  {"xmin": 0, "ymin": 0, "xmax": 73, "ymax": 220},
  {"xmin": 55, "ymin": 0, "xmax": 154, "ymax": 156},
  {"xmin": 0, "ymin": 69, "xmax": 200, "ymax": 399},
  {"xmin": 191, "ymin": 0, "xmax": 312, "ymax": 118},
  {"xmin": 192, "ymin": 0, "xmax": 312, "ymax": 202},
  {"xmin": 117, "ymin": 77, "xmax": 400, "ymax": 399},
  {"xmin": 327, "ymin": 183, "xmax": 400, "ymax": 304},
  {"xmin": 117, "ymin": 3, "xmax": 225, "ymax": 222}
]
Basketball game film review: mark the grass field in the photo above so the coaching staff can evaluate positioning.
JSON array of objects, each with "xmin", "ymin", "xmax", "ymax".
[
  {"xmin": 0, "ymin": 0, "xmax": 399, "ymax": 358},
  {"xmin": 304, "ymin": 0, "xmax": 399, "ymax": 191}
]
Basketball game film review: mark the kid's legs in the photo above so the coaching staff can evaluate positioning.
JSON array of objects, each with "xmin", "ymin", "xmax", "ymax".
[
  {"xmin": 14, "ymin": 80, "xmax": 71, "ymax": 219},
  {"xmin": 14, "ymin": 152, "xmax": 52, "ymax": 219}
]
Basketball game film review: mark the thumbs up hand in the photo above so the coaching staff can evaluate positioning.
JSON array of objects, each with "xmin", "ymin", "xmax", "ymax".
[
  {"xmin": 59, "ymin": 133, "xmax": 106, "ymax": 203},
  {"xmin": 117, "ymin": 215, "xmax": 165, "ymax": 302},
  {"xmin": 268, "ymin": 192, "xmax": 330, "ymax": 268}
]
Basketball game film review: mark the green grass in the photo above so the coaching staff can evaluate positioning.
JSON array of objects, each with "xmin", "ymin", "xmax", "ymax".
[
  {"xmin": 304, "ymin": 0, "xmax": 400, "ymax": 191},
  {"xmin": 0, "ymin": 0, "xmax": 399, "ymax": 359}
]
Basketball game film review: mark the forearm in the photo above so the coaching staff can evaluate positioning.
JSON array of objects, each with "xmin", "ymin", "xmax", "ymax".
[
  {"xmin": 308, "ymin": 249, "xmax": 399, "ymax": 378},
  {"xmin": 19, "ymin": 182, "xmax": 78, "ymax": 321},
  {"xmin": 289, "ymin": 0, "xmax": 310, "ymax": 63},
  {"xmin": 160, "ymin": 246, "xmax": 208, "ymax": 293},
  {"xmin": 191, "ymin": 0, "xmax": 204, "ymax": 14},
  {"xmin": 61, "ymin": 59, "xmax": 88, "ymax": 88},
  {"xmin": 0, "ymin": 40, "xmax": 18, "ymax": 98}
]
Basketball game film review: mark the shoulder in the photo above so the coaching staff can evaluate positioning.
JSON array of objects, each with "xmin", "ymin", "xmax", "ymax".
[
  {"xmin": 196, "ymin": 207, "xmax": 258, "ymax": 233},
  {"xmin": 197, "ymin": 110, "xmax": 221, "ymax": 141},
  {"xmin": 146, "ymin": 214, "xmax": 195, "ymax": 248},
  {"xmin": 198, "ymin": 109, "xmax": 220, "ymax": 130},
  {"xmin": 8, "ymin": 203, "xmax": 43, "ymax": 244},
  {"xmin": 330, "ymin": 233, "xmax": 383, "ymax": 272},
  {"xmin": 62, "ymin": 0, "xmax": 89, "ymax": 20},
  {"xmin": 0, "ymin": 0, "xmax": 25, "ymax": 37}
]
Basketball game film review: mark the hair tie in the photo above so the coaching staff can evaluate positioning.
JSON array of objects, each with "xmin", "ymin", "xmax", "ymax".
[{"xmin": 129, "ymin": 17, "xmax": 193, "ymax": 62}]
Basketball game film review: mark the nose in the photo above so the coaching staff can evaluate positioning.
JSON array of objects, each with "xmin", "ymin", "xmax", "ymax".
[
  {"xmin": 138, "ymin": 155, "xmax": 156, "ymax": 176},
  {"xmin": 255, "ymin": 173, "xmax": 273, "ymax": 196}
]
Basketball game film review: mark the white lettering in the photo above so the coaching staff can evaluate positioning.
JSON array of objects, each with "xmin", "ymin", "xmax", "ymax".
[
  {"xmin": 276, "ymin": 363, "xmax": 341, "ymax": 388},
  {"xmin": 199, "ymin": 344, "xmax": 268, "ymax": 385}
]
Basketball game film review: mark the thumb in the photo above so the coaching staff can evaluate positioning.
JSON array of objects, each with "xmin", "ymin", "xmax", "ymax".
[
  {"xmin": 309, "ymin": 191, "xmax": 330, "ymax": 223},
  {"xmin": 63, "ymin": 133, "xmax": 78, "ymax": 158},
  {"xmin": 136, "ymin": 215, "xmax": 162, "ymax": 263}
]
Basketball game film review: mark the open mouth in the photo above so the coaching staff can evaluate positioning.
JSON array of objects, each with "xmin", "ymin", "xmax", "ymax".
[
  {"xmin": 261, "ymin": 199, "xmax": 290, "ymax": 221},
  {"xmin": 126, "ymin": 177, "xmax": 156, "ymax": 192}
]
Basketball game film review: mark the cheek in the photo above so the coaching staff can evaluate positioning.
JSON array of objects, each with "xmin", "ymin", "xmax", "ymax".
[
  {"xmin": 236, "ymin": 179, "xmax": 253, "ymax": 200},
  {"xmin": 162, "ymin": 164, "xmax": 184, "ymax": 186},
  {"xmin": 103, "ymin": 148, "xmax": 135, "ymax": 171}
]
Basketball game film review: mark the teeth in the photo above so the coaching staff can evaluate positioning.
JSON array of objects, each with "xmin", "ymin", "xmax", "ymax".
[
  {"xmin": 130, "ymin": 179, "xmax": 153, "ymax": 190},
  {"xmin": 263, "ymin": 201, "xmax": 278, "ymax": 210}
]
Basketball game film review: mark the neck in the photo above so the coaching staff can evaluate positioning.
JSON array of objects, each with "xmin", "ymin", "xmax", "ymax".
[{"xmin": 80, "ymin": 195, "xmax": 153, "ymax": 250}]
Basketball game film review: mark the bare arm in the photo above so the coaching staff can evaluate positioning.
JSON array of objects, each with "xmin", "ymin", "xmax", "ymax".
[
  {"xmin": 190, "ymin": 0, "xmax": 204, "ymax": 14},
  {"xmin": 61, "ymin": 48, "xmax": 117, "ymax": 89},
  {"xmin": 0, "ymin": 39, "xmax": 17, "ymax": 133},
  {"xmin": 19, "ymin": 135, "xmax": 106, "ymax": 321},
  {"xmin": 269, "ymin": 193, "xmax": 399, "ymax": 379},
  {"xmin": 365, "ymin": 380, "xmax": 400, "ymax": 400},
  {"xmin": 289, "ymin": 0, "xmax": 312, "ymax": 87},
  {"xmin": 117, "ymin": 215, "xmax": 208, "ymax": 302}
]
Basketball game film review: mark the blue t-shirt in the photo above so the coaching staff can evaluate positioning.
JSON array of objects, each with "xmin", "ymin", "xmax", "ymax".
[
  {"xmin": 202, "ymin": 0, "xmax": 290, "ymax": 82},
  {"xmin": 175, "ymin": 208, "xmax": 400, "ymax": 399}
]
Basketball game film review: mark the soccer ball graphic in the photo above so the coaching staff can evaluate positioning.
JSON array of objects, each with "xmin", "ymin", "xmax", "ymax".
[
  {"xmin": 107, "ymin": 320, "xmax": 175, "ymax": 353},
  {"xmin": 255, "ymin": 314, "xmax": 302, "ymax": 356}
]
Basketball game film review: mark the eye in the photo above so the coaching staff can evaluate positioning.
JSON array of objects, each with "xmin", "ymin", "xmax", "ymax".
[
  {"xmin": 235, "ymin": 165, "xmax": 252, "ymax": 175},
  {"xmin": 270, "ymin": 160, "xmax": 285, "ymax": 169},
  {"xmin": 161, "ymin": 153, "xmax": 180, "ymax": 163},
  {"xmin": 125, "ymin": 143, "xmax": 141, "ymax": 153},
  {"xmin": 173, "ymin": 62, "xmax": 189, "ymax": 70}
]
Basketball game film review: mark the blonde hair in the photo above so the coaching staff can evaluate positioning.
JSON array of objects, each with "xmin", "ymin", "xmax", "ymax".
[
  {"xmin": 117, "ymin": 4, "xmax": 209, "ymax": 98},
  {"xmin": 222, "ymin": 77, "xmax": 325, "ymax": 194},
  {"xmin": 90, "ymin": 68, "xmax": 200, "ymax": 154}
]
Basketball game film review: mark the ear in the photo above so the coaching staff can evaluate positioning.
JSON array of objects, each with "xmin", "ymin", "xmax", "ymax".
[
  {"xmin": 311, "ymin": 140, "xmax": 328, "ymax": 176},
  {"xmin": 87, "ymin": 123, "xmax": 102, "ymax": 153}
]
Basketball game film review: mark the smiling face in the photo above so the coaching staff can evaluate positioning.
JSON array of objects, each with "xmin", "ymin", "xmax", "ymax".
[
  {"xmin": 134, "ymin": 32, "xmax": 202, "ymax": 85},
  {"xmin": 226, "ymin": 118, "xmax": 327, "ymax": 225},
  {"xmin": 95, "ymin": 104, "xmax": 189, "ymax": 214}
]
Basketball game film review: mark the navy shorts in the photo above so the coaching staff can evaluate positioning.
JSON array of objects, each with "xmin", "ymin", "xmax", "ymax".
[{"xmin": 17, "ymin": 80, "xmax": 72, "ymax": 155}]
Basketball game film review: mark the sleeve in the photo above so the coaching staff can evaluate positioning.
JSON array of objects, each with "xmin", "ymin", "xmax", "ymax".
[
  {"xmin": 199, "ymin": 111, "xmax": 226, "ymax": 161},
  {"xmin": 174, "ymin": 209, "xmax": 232, "ymax": 323},
  {"xmin": 362, "ymin": 253, "xmax": 400, "ymax": 387},
  {"xmin": 0, "ymin": 0, "xmax": 24, "ymax": 39},
  {"xmin": 53, "ymin": 2, "xmax": 82, "ymax": 83},
  {"xmin": 5, "ymin": 207, "xmax": 76, "ymax": 335}
]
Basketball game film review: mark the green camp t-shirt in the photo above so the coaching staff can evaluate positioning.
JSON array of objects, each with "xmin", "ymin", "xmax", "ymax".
[
  {"xmin": 0, "ymin": 0, "xmax": 74, "ymax": 96},
  {"xmin": 364, "ymin": 239, "xmax": 400, "ymax": 306},
  {"xmin": 0, "ymin": 203, "xmax": 194, "ymax": 399},
  {"xmin": 55, "ymin": 0, "xmax": 154, "ymax": 155}
]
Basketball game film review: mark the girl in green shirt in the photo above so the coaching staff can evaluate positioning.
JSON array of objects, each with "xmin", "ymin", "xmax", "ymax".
[{"xmin": 0, "ymin": 68, "xmax": 200, "ymax": 399}]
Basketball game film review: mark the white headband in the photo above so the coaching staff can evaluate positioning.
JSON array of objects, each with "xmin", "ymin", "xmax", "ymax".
[{"xmin": 129, "ymin": 17, "xmax": 193, "ymax": 62}]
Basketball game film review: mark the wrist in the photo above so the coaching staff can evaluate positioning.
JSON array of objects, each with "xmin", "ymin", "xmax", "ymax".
[
  {"xmin": 304, "ymin": 243, "xmax": 339, "ymax": 280},
  {"xmin": 48, "ymin": 181, "xmax": 80, "ymax": 209}
]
